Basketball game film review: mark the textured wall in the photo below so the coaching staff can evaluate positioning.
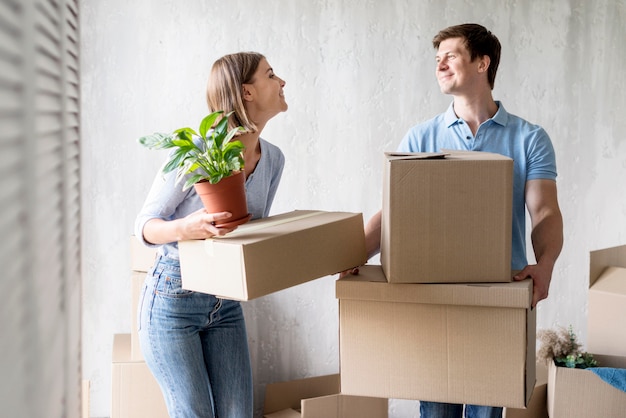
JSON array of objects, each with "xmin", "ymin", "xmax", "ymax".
[{"xmin": 80, "ymin": 0, "xmax": 626, "ymax": 416}]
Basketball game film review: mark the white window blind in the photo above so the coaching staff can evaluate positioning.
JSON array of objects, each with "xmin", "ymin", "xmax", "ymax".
[{"xmin": 0, "ymin": 0, "xmax": 81, "ymax": 417}]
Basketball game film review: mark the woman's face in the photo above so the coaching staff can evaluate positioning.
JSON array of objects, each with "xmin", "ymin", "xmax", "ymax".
[{"xmin": 243, "ymin": 58, "xmax": 287, "ymax": 119}]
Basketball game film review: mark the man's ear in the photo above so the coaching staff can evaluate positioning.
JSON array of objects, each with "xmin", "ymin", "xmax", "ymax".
[
  {"xmin": 242, "ymin": 84, "xmax": 254, "ymax": 102},
  {"xmin": 478, "ymin": 55, "xmax": 491, "ymax": 73}
]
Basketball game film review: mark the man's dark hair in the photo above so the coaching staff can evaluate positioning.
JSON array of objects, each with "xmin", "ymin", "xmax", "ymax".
[{"xmin": 433, "ymin": 23, "xmax": 501, "ymax": 89}]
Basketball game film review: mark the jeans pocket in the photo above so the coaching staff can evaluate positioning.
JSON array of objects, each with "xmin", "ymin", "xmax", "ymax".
[{"xmin": 154, "ymin": 270, "xmax": 194, "ymax": 298}]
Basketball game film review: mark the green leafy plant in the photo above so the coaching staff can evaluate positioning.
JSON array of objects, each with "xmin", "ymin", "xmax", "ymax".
[
  {"xmin": 537, "ymin": 325, "xmax": 598, "ymax": 369},
  {"xmin": 139, "ymin": 111, "xmax": 245, "ymax": 190}
]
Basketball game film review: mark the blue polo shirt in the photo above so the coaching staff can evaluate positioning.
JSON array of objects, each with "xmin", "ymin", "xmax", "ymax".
[{"xmin": 397, "ymin": 101, "xmax": 557, "ymax": 270}]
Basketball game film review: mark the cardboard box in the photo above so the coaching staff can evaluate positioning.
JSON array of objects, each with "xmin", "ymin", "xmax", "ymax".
[
  {"xmin": 504, "ymin": 362, "xmax": 548, "ymax": 418},
  {"xmin": 547, "ymin": 354, "xmax": 626, "ymax": 418},
  {"xmin": 130, "ymin": 271, "xmax": 144, "ymax": 361},
  {"xmin": 588, "ymin": 245, "xmax": 626, "ymax": 356},
  {"xmin": 179, "ymin": 210, "xmax": 367, "ymax": 300},
  {"xmin": 263, "ymin": 374, "xmax": 388, "ymax": 418},
  {"xmin": 336, "ymin": 265, "xmax": 535, "ymax": 408},
  {"xmin": 130, "ymin": 235, "xmax": 157, "ymax": 272},
  {"xmin": 111, "ymin": 334, "xmax": 168, "ymax": 418},
  {"xmin": 381, "ymin": 150, "xmax": 513, "ymax": 283}
]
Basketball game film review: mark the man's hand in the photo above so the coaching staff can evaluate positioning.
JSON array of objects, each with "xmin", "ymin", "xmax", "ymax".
[
  {"xmin": 338, "ymin": 267, "xmax": 360, "ymax": 279},
  {"xmin": 514, "ymin": 261, "xmax": 554, "ymax": 308}
]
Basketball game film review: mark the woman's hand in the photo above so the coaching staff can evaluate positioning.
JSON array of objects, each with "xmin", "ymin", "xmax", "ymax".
[{"xmin": 179, "ymin": 208, "xmax": 237, "ymax": 239}]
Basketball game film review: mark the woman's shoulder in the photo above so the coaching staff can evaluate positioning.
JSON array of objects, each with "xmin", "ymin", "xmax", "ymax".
[{"xmin": 259, "ymin": 137, "xmax": 285, "ymax": 161}]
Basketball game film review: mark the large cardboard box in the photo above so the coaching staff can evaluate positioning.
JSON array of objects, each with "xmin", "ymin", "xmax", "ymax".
[
  {"xmin": 504, "ymin": 362, "xmax": 548, "ymax": 418},
  {"xmin": 381, "ymin": 150, "xmax": 513, "ymax": 283},
  {"xmin": 179, "ymin": 210, "xmax": 367, "ymax": 300},
  {"xmin": 263, "ymin": 374, "xmax": 388, "ymax": 418},
  {"xmin": 588, "ymin": 244, "xmax": 626, "ymax": 356},
  {"xmin": 547, "ymin": 354, "xmax": 626, "ymax": 418},
  {"xmin": 129, "ymin": 237, "xmax": 155, "ymax": 360},
  {"xmin": 337, "ymin": 265, "xmax": 535, "ymax": 408},
  {"xmin": 111, "ymin": 334, "xmax": 168, "ymax": 418}
]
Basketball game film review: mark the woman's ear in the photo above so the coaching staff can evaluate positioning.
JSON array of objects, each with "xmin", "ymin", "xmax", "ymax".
[{"xmin": 242, "ymin": 84, "xmax": 254, "ymax": 102}]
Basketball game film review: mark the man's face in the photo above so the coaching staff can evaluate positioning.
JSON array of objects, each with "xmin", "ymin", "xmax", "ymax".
[{"xmin": 435, "ymin": 37, "xmax": 484, "ymax": 95}]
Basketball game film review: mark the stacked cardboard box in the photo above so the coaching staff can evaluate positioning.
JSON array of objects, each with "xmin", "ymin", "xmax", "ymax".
[
  {"xmin": 381, "ymin": 151, "xmax": 512, "ymax": 283},
  {"xmin": 546, "ymin": 245, "xmax": 626, "ymax": 417},
  {"xmin": 111, "ymin": 238, "xmax": 166, "ymax": 418},
  {"xmin": 337, "ymin": 151, "xmax": 537, "ymax": 408},
  {"xmin": 263, "ymin": 374, "xmax": 388, "ymax": 418},
  {"xmin": 129, "ymin": 236, "xmax": 155, "ymax": 360},
  {"xmin": 111, "ymin": 334, "xmax": 168, "ymax": 418}
]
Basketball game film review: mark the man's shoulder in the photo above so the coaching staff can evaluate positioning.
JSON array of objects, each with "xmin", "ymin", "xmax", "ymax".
[{"xmin": 496, "ymin": 103, "xmax": 546, "ymax": 133}]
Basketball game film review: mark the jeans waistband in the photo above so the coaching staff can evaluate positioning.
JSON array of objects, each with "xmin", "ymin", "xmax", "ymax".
[{"xmin": 152, "ymin": 253, "xmax": 181, "ymax": 272}]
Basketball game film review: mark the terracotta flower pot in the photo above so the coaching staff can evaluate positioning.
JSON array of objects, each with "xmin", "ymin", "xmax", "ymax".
[{"xmin": 193, "ymin": 170, "xmax": 251, "ymax": 228}]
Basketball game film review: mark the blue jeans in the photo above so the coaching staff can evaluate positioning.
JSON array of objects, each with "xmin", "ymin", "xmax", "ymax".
[
  {"xmin": 138, "ymin": 255, "xmax": 253, "ymax": 418},
  {"xmin": 420, "ymin": 401, "xmax": 502, "ymax": 418}
]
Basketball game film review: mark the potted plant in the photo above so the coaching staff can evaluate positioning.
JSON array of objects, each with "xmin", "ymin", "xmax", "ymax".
[
  {"xmin": 537, "ymin": 325, "xmax": 597, "ymax": 369},
  {"xmin": 138, "ymin": 110, "xmax": 251, "ymax": 227}
]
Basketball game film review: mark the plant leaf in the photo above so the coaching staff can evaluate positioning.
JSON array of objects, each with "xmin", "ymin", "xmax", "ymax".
[{"xmin": 199, "ymin": 111, "xmax": 222, "ymax": 139}]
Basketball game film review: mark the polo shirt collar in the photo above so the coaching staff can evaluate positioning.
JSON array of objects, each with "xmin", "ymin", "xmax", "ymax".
[{"xmin": 444, "ymin": 100, "xmax": 509, "ymax": 127}]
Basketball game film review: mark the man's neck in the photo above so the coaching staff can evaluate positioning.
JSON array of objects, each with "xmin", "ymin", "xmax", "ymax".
[{"xmin": 452, "ymin": 93, "xmax": 498, "ymax": 135}]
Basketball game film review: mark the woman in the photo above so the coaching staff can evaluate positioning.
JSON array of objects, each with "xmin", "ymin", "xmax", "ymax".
[{"xmin": 135, "ymin": 52, "xmax": 287, "ymax": 417}]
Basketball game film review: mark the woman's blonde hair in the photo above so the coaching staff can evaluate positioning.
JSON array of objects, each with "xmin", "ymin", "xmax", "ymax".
[{"xmin": 207, "ymin": 52, "xmax": 265, "ymax": 133}]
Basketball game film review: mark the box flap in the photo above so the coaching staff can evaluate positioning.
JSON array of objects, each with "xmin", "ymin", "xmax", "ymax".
[
  {"xmin": 440, "ymin": 149, "xmax": 513, "ymax": 161},
  {"xmin": 264, "ymin": 374, "xmax": 340, "ymax": 414},
  {"xmin": 336, "ymin": 265, "xmax": 532, "ymax": 308},
  {"xmin": 590, "ymin": 266, "xmax": 626, "ymax": 295},
  {"xmin": 589, "ymin": 244, "xmax": 626, "ymax": 288},
  {"xmin": 384, "ymin": 152, "xmax": 448, "ymax": 161}
]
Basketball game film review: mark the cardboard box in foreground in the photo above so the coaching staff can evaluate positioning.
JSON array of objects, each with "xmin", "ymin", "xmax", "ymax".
[
  {"xmin": 263, "ymin": 374, "xmax": 387, "ymax": 418},
  {"xmin": 588, "ymin": 244, "xmax": 626, "ymax": 356},
  {"xmin": 381, "ymin": 150, "xmax": 513, "ymax": 283},
  {"xmin": 337, "ymin": 265, "xmax": 535, "ymax": 408},
  {"xmin": 111, "ymin": 334, "xmax": 168, "ymax": 418},
  {"xmin": 179, "ymin": 210, "xmax": 366, "ymax": 300},
  {"xmin": 547, "ymin": 354, "xmax": 626, "ymax": 418}
]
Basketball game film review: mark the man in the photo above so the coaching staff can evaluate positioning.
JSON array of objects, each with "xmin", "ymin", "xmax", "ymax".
[{"xmin": 354, "ymin": 23, "xmax": 563, "ymax": 418}]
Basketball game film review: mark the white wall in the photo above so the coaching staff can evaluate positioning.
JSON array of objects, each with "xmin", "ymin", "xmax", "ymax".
[{"xmin": 80, "ymin": 0, "xmax": 626, "ymax": 416}]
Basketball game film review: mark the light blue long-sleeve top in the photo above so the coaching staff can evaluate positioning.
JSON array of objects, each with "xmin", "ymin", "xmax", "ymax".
[
  {"xmin": 396, "ymin": 101, "xmax": 557, "ymax": 270},
  {"xmin": 135, "ymin": 137, "xmax": 285, "ymax": 260}
]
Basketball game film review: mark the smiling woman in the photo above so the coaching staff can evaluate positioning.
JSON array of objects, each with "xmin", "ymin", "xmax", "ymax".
[{"xmin": 134, "ymin": 51, "xmax": 288, "ymax": 418}]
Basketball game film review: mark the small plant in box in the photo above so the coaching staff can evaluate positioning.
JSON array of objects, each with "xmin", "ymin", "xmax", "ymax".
[
  {"xmin": 537, "ymin": 325, "xmax": 597, "ymax": 369},
  {"xmin": 138, "ymin": 111, "xmax": 251, "ymax": 227}
]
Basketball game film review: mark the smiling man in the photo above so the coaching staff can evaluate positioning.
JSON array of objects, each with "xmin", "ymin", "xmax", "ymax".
[{"xmin": 356, "ymin": 23, "xmax": 564, "ymax": 418}]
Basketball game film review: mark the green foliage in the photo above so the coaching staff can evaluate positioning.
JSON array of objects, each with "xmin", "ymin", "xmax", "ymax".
[
  {"xmin": 138, "ymin": 111, "xmax": 245, "ymax": 190},
  {"xmin": 537, "ymin": 325, "xmax": 598, "ymax": 369}
]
